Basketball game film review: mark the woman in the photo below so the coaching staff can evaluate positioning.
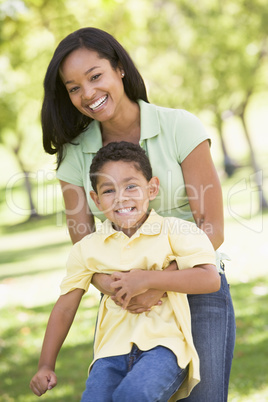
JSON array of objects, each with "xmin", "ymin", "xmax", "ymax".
[{"xmin": 42, "ymin": 27, "xmax": 235, "ymax": 401}]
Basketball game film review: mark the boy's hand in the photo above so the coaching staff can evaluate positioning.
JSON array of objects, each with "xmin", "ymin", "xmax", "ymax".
[
  {"xmin": 110, "ymin": 270, "xmax": 149, "ymax": 310},
  {"xmin": 30, "ymin": 367, "xmax": 57, "ymax": 396},
  {"xmin": 123, "ymin": 290, "xmax": 166, "ymax": 313}
]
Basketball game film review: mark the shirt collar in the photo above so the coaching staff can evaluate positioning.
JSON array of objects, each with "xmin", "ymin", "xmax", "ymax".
[
  {"xmin": 81, "ymin": 120, "xmax": 103, "ymax": 153},
  {"xmin": 81, "ymin": 100, "xmax": 160, "ymax": 153},
  {"xmin": 138, "ymin": 99, "xmax": 160, "ymax": 141},
  {"xmin": 97, "ymin": 209, "xmax": 164, "ymax": 241}
]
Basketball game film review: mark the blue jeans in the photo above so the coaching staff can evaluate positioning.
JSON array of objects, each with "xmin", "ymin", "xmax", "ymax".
[
  {"xmin": 180, "ymin": 272, "xmax": 236, "ymax": 402},
  {"xmin": 81, "ymin": 344, "xmax": 188, "ymax": 402}
]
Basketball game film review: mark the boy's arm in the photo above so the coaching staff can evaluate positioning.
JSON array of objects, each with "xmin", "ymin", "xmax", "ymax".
[
  {"xmin": 111, "ymin": 264, "xmax": 220, "ymax": 310},
  {"xmin": 30, "ymin": 288, "xmax": 84, "ymax": 396}
]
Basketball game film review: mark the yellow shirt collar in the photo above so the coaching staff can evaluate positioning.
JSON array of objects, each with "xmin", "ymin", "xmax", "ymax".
[{"xmin": 97, "ymin": 209, "xmax": 164, "ymax": 241}]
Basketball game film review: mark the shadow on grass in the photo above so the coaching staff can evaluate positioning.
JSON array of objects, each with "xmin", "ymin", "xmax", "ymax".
[
  {"xmin": 229, "ymin": 278, "xmax": 268, "ymax": 397},
  {"xmin": 0, "ymin": 240, "xmax": 69, "ymax": 267},
  {"xmin": 0, "ymin": 212, "xmax": 66, "ymax": 235},
  {"xmin": 1, "ymin": 302, "xmax": 98, "ymax": 401},
  {"xmin": 1, "ymin": 342, "xmax": 94, "ymax": 402}
]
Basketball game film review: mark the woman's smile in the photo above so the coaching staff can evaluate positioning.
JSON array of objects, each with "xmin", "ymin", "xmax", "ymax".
[{"xmin": 88, "ymin": 95, "xmax": 108, "ymax": 111}]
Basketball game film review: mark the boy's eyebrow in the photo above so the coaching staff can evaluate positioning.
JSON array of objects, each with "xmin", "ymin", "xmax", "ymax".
[
  {"xmin": 99, "ymin": 181, "xmax": 114, "ymax": 190},
  {"xmin": 98, "ymin": 176, "xmax": 138, "ymax": 190},
  {"xmin": 64, "ymin": 66, "xmax": 100, "ymax": 85}
]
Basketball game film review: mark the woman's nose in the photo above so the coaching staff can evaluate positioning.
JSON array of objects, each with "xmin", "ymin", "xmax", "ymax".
[{"xmin": 82, "ymin": 84, "xmax": 96, "ymax": 100}]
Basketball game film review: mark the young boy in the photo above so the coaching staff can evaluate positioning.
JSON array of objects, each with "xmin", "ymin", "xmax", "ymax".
[{"xmin": 30, "ymin": 141, "xmax": 220, "ymax": 401}]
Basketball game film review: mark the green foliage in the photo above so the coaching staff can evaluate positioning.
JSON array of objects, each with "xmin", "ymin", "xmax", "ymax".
[{"xmin": 0, "ymin": 0, "xmax": 267, "ymax": 198}]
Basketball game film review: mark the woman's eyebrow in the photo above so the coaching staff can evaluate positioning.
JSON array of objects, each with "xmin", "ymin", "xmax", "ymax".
[{"xmin": 64, "ymin": 66, "xmax": 100, "ymax": 85}]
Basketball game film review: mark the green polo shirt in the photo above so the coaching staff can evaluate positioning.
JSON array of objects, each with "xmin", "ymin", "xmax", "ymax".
[{"xmin": 57, "ymin": 100, "xmax": 210, "ymax": 222}]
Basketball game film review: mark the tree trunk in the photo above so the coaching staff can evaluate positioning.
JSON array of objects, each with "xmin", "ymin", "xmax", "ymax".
[
  {"xmin": 12, "ymin": 146, "xmax": 40, "ymax": 220},
  {"xmin": 239, "ymin": 111, "xmax": 268, "ymax": 211},
  {"xmin": 215, "ymin": 113, "xmax": 240, "ymax": 177}
]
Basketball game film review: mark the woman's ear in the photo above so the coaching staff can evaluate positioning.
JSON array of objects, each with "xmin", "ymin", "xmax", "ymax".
[
  {"xmin": 90, "ymin": 191, "xmax": 102, "ymax": 211},
  {"xmin": 117, "ymin": 62, "xmax": 125, "ymax": 78},
  {"xmin": 148, "ymin": 176, "xmax": 160, "ymax": 201}
]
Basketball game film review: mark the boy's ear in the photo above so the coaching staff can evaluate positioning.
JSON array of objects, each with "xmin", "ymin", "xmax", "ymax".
[
  {"xmin": 90, "ymin": 191, "xmax": 103, "ymax": 211},
  {"xmin": 148, "ymin": 176, "xmax": 160, "ymax": 201}
]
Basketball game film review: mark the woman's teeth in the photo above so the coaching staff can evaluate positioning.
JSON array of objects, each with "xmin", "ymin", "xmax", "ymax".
[{"xmin": 89, "ymin": 95, "xmax": 107, "ymax": 110}]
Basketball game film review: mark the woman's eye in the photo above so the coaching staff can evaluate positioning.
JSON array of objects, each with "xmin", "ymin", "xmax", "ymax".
[
  {"xmin": 91, "ymin": 74, "xmax": 101, "ymax": 81},
  {"xmin": 69, "ymin": 86, "xmax": 79, "ymax": 94}
]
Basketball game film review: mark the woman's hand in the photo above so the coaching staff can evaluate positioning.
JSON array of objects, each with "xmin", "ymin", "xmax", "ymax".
[
  {"xmin": 110, "ymin": 270, "xmax": 165, "ymax": 311},
  {"xmin": 112, "ymin": 289, "xmax": 166, "ymax": 314}
]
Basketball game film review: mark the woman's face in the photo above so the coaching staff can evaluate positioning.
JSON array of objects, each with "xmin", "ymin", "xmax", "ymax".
[{"xmin": 60, "ymin": 47, "xmax": 127, "ymax": 122}]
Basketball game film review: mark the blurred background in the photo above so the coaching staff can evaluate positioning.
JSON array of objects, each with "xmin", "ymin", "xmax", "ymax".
[{"xmin": 0, "ymin": 0, "xmax": 267, "ymax": 401}]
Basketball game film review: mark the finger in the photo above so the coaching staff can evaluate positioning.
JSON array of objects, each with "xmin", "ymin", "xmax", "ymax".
[
  {"xmin": 129, "ymin": 307, "xmax": 150, "ymax": 314},
  {"xmin": 114, "ymin": 288, "xmax": 126, "ymax": 301},
  {"xmin": 47, "ymin": 373, "xmax": 57, "ymax": 390},
  {"xmin": 30, "ymin": 381, "xmax": 46, "ymax": 397},
  {"xmin": 121, "ymin": 294, "xmax": 132, "ymax": 310},
  {"xmin": 29, "ymin": 383, "xmax": 42, "ymax": 397},
  {"xmin": 110, "ymin": 296, "xmax": 122, "ymax": 307},
  {"xmin": 110, "ymin": 280, "xmax": 123, "ymax": 289},
  {"xmin": 111, "ymin": 272, "xmax": 122, "ymax": 281}
]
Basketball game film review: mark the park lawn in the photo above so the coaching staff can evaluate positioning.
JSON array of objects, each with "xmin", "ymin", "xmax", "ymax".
[{"xmin": 1, "ymin": 181, "xmax": 268, "ymax": 401}]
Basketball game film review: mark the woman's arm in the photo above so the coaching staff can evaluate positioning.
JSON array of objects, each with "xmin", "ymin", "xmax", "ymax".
[
  {"xmin": 111, "ymin": 264, "xmax": 220, "ymax": 310},
  {"xmin": 30, "ymin": 289, "xmax": 84, "ymax": 396},
  {"xmin": 60, "ymin": 180, "xmax": 95, "ymax": 244},
  {"xmin": 181, "ymin": 140, "xmax": 224, "ymax": 250}
]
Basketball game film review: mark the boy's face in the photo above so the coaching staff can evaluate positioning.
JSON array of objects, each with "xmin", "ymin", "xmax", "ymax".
[{"xmin": 90, "ymin": 160, "xmax": 159, "ymax": 237}]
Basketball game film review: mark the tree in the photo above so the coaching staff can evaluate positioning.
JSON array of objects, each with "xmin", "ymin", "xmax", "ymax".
[{"xmin": 138, "ymin": 0, "xmax": 268, "ymax": 209}]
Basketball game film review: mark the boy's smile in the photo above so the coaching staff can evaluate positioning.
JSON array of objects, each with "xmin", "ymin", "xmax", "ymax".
[{"xmin": 90, "ymin": 160, "xmax": 159, "ymax": 237}]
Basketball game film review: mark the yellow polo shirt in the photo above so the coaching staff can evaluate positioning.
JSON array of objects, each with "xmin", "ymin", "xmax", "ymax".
[{"xmin": 60, "ymin": 211, "xmax": 216, "ymax": 400}]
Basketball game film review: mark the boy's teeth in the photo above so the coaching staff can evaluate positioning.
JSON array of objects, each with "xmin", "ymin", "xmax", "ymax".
[
  {"xmin": 89, "ymin": 96, "xmax": 107, "ymax": 110},
  {"xmin": 117, "ymin": 207, "xmax": 133, "ymax": 213}
]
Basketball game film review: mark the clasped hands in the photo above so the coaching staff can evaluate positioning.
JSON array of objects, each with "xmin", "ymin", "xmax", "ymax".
[{"xmin": 110, "ymin": 269, "xmax": 166, "ymax": 313}]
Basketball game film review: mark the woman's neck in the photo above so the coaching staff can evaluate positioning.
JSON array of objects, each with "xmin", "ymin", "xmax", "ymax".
[{"xmin": 101, "ymin": 101, "xmax": 140, "ymax": 146}]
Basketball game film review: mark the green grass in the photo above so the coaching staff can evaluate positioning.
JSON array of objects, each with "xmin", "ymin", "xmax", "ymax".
[{"xmin": 1, "ymin": 170, "xmax": 268, "ymax": 401}]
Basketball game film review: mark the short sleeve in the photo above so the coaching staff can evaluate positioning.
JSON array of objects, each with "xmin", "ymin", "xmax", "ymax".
[
  {"xmin": 56, "ymin": 143, "xmax": 84, "ymax": 186},
  {"xmin": 164, "ymin": 218, "xmax": 216, "ymax": 269},
  {"xmin": 174, "ymin": 110, "xmax": 211, "ymax": 164},
  {"xmin": 60, "ymin": 242, "xmax": 93, "ymax": 295}
]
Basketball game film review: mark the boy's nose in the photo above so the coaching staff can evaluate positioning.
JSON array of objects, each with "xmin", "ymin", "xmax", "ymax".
[{"xmin": 115, "ymin": 190, "xmax": 129, "ymax": 203}]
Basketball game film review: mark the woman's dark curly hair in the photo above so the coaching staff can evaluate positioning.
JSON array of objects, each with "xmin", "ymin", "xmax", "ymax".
[
  {"xmin": 42, "ymin": 27, "xmax": 149, "ymax": 167},
  {"xmin": 90, "ymin": 141, "xmax": 152, "ymax": 192}
]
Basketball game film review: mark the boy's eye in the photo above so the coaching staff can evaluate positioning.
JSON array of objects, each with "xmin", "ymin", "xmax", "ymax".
[
  {"xmin": 91, "ymin": 74, "xmax": 101, "ymax": 81},
  {"xmin": 126, "ymin": 185, "xmax": 137, "ymax": 190},
  {"xmin": 103, "ymin": 188, "xmax": 114, "ymax": 194}
]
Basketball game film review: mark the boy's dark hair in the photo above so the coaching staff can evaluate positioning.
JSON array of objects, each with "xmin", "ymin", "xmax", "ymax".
[
  {"xmin": 90, "ymin": 141, "xmax": 153, "ymax": 192},
  {"xmin": 41, "ymin": 27, "xmax": 149, "ymax": 167}
]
